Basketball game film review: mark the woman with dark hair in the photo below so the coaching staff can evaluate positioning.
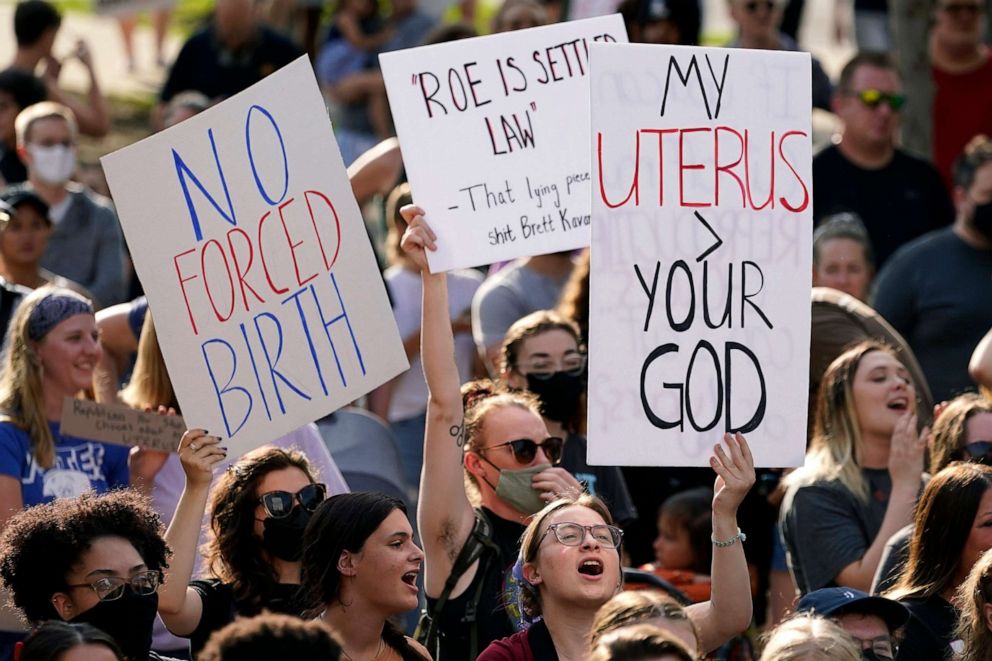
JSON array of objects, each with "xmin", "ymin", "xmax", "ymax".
[
  {"xmin": 301, "ymin": 491, "xmax": 429, "ymax": 660},
  {"xmin": 19, "ymin": 622, "xmax": 124, "ymax": 661},
  {"xmin": 157, "ymin": 441, "xmax": 326, "ymax": 657},
  {"xmin": 198, "ymin": 613, "xmax": 343, "ymax": 661},
  {"xmin": 588, "ymin": 624, "xmax": 695, "ymax": 661},
  {"xmin": 955, "ymin": 547, "xmax": 992, "ymax": 661},
  {"xmin": 400, "ymin": 206, "xmax": 583, "ymax": 659},
  {"xmin": 781, "ymin": 341, "xmax": 928, "ymax": 594},
  {"xmin": 590, "ymin": 591, "xmax": 699, "ymax": 654},
  {"xmin": 0, "ymin": 490, "xmax": 172, "ymax": 660},
  {"xmin": 883, "ymin": 463, "xmax": 992, "ymax": 660}
]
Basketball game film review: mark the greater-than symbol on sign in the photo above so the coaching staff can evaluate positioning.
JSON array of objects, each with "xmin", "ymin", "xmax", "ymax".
[{"xmin": 694, "ymin": 211, "xmax": 723, "ymax": 262}]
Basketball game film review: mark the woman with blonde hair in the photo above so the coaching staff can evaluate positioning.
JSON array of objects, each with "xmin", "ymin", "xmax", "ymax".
[
  {"xmin": 590, "ymin": 589, "xmax": 700, "ymax": 654},
  {"xmin": 0, "ymin": 287, "xmax": 157, "ymax": 528},
  {"xmin": 781, "ymin": 341, "xmax": 928, "ymax": 594},
  {"xmin": 955, "ymin": 547, "xmax": 992, "ymax": 661},
  {"xmin": 758, "ymin": 614, "xmax": 860, "ymax": 661}
]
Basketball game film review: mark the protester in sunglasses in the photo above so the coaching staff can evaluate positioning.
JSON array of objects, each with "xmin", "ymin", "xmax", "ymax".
[
  {"xmin": 301, "ymin": 492, "xmax": 430, "ymax": 660},
  {"xmin": 813, "ymin": 52, "xmax": 953, "ymax": 269},
  {"xmin": 725, "ymin": 0, "xmax": 832, "ymax": 111},
  {"xmin": 400, "ymin": 206, "xmax": 583, "ymax": 660},
  {"xmin": 500, "ymin": 310, "xmax": 637, "ymax": 527},
  {"xmin": 157, "ymin": 442, "xmax": 327, "ymax": 657},
  {"xmin": 479, "ymin": 434, "xmax": 755, "ymax": 661},
  {"xmin": 0, "ymin": 490, "xmax": 172, "ymax": 661}
]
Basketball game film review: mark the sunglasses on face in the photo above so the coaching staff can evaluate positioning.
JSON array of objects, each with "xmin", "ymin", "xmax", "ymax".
[
  {"xmin": 66, "ymin": 570, "xmax": 162, "ymax": 602},
  {"xmin": 847, "ymin": 88, "xmax": 906, "ymax": 111},
  {"xmin": 482, "ymin": 437, "xmax": 565, "ymax": 465},
  {"xmin": 544, "ymin": 522, "xmax": 624, "ymax": 548},
  {"xmin": 258, "ymin": 483, "xmax": 327, "ymax": 518},
  {"xmin": 955, "ymin": 440, "xmax": 992, "ymax": 465}
]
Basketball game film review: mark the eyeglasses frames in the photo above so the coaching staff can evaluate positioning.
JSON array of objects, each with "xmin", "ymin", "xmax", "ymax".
[
  {"xmin": 544, "ymin": 522, "xmax": 624, "ymax": 548},
  {"xmin": 66, "ymin": 570, "xmax": 162, "ymax": 602},
  {"xmin": 258, "ymin": 483, "xmax": 327, "ymax": 518}
]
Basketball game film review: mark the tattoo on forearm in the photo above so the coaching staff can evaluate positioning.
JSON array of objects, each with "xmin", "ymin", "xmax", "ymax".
[{"xmin": 449, "ymin": 423, "xmax": 465, "ymax": 448}]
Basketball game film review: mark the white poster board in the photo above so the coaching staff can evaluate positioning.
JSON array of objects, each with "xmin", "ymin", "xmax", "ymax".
[
  {"xmin": 588, "ymin": 44, "xmax": 812, "ymax": 468},
  {"xmin": 380, "ymin": 15, "xmax": 628, "ymax": 272},
  {"xmin": 102, "ymin": 57, "xmax": 408, "ymax": 457}
]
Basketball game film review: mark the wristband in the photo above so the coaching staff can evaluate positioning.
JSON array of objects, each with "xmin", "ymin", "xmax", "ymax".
[{"xmin": 712, "ymin": 527, "xmax": 746, "ymax": 548}]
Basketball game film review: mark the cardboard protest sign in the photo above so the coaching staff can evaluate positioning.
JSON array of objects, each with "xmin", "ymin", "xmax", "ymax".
[
  {"xmin": 380, "ymin": 15, "xmax": 628, "ymax": 272},
  {"xmin": 587, "ymin": 44, "xmax": 812, "ymax": 468},
  {"xmin": 61, "ymin": 398, "xmax": 185, "ymax": 453},
  {"xmin": 101, "ymin": 57, "xmax": 408, "ymax": 458}
]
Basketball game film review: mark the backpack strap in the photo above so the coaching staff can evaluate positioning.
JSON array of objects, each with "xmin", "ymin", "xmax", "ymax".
[{"xmin": 416, "ymin": 508, "xmax": 500, "ymax": 657}]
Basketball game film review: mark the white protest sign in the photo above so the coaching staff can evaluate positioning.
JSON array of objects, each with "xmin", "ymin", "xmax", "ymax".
[
  {"xmin": 380, "ymin": 15, "xmax": 628, "ymax": 272},
  {"xmin": 588, "ymin": 44, "xmax": 811, "ymax": 468},
  {"xmin": 101, "ymin": 57, "xmax": 408, "ymax": 458}
]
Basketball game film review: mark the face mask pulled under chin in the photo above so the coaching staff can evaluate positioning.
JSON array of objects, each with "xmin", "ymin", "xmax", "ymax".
[
  {"xmin": 27, "ymin": 143, "xmax": 76, "ymax": 185},
  {"xmin": 70, "ymin": 590, "xmax": 158, "ymax": 661},
  {"xmin": 487, "ymin": 463, "xmax": 549, "ymax": 516}
]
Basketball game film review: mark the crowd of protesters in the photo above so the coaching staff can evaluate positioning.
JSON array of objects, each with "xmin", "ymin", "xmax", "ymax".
[{"xmin": 0, "ymin": 0, "xmax": 989, "ymax": 659}]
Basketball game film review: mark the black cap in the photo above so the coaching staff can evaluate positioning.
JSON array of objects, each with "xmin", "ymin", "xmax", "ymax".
[
  {"xmin": 796, "ymin": 587, "xmax": 910, "ymax": 632},
  {"xmin": 0, "ymin": 186, "xmax": 50, "ymax": 223}
]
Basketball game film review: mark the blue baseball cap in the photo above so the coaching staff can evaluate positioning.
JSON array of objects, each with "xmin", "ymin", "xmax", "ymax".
[{"xmin": 797, "ymin": 587, "xmax": 910, "ymax": 632}]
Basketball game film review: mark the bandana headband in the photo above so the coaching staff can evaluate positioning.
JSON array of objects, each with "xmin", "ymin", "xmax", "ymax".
[{"xmin": 27, "ymin": 292, "xmax": 94, "ymax": 341}]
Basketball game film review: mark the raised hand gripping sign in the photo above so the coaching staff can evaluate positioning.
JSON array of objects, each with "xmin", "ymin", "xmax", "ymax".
[
  {"xmin": 101, "ymin": 57, "xmax": 408, "ymax": 458},
  {"xmin": 588, "ymin": 44, "xmax": 812, "ymax": 468},
  {"xmin": 380, "ymin": 15, "xmax": 628, "ymax": 272}
]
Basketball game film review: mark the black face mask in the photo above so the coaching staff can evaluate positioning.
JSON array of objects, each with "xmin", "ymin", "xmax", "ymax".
[
  {"xmin": 525, "ymin": 371, "xmax": 585, "ymax": 424},
  {"xmin": 262, "ymin": 505, "xmax": 312, "ymax": 562},
  {"xmin": 71, "ymin": 590, "xmax": 158, "ymax": 661},
  {"xmin": 972, "ymin": 200, "xmax": 992, "ymax": 242}
]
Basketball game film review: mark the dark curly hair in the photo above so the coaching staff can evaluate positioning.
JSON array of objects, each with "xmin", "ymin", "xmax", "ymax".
[
  {"xmin": 0, "ymin": 490, "xmax": 170, "ymax": 625},
  {"xmin": 204, "ymin": 446, "xmax": 315, "ymax": 613},
  {"xmin": 199, "ymin": 613, "xmax": 343, "ymax": 661},
  {"xmin": 301, "ymin": 492, "xmax": 426, "ymax": 661}
]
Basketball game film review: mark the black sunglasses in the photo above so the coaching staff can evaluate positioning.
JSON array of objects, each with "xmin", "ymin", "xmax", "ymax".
[
  {"xmin": 259, "ymin": 483, "xmax": 327, "ymax": 518},
  {"xmin": 481, "ymin": 437, "xmax": 565, "ymax": 465},
  {"xmin": 956, "ymin": 441, "xmax": 992, "ymax": 465}
]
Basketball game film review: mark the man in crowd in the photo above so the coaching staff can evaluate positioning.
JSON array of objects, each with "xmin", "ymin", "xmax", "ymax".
[
  {"xmin": 7, "ymin": 0, "xmax": 109, "ymax": 138},
  {"xmin": 813, "ymin": 52, "xmax": 953, "ymax": 267},
  {"xmin": 157, "ymin": 0, "xmax": 301, "ymax": 128},
  {"xmin": 797, "ymin": 587, "xmax": 909, "ymax": 659},
  {"xmin": 874, "ymin": 135, "xmax": 992, "ymax": 403},
  {"xmin": 0, "ymin": 69, "xmax": 46, "ymax": 186},
  {"xmin": 930, "ymin": 0, "xmax": 992, "ymax": 189},
  {"xmin": 14, "ymin": 102, "xmax": 124, "ymax": 308}
]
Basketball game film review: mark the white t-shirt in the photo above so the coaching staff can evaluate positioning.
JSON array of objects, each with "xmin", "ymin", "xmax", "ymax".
[{"xmin": 385, "ymin": 265, "xmax": 483, "ymax": 422}]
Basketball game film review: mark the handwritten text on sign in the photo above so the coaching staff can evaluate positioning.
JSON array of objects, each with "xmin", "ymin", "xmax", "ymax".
[
  {"xmin": 101, "ymin": 58, "xmax": 408, "ymax": 457},
  {"xmin": 61, "ymin": 398, "xmax": 185, "ymax": 453},
  {"xmin": 587, "ymin": 45, "xmax": 812, "ymax": 468},
  {"xmin": 380, "ymin": 15, "xmax": 627, "ymax": 271}
]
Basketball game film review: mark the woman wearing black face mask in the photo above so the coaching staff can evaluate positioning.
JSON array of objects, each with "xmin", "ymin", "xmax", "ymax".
[
  {"xmin": 157, "ymin": 441, "xmax": 326, "ymax": 657},
  {"xmin": 500, "ymin": 311, "xmax": 638, "ymax": 528},
  {"xmin": 0, "ymin": 490, "xmax": 173, "ymax": 661}
]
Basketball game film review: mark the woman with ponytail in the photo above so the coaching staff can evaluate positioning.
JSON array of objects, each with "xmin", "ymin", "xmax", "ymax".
[{"xmin": 302, "ymin": 491, "xmax": 430, "ymax": 660}]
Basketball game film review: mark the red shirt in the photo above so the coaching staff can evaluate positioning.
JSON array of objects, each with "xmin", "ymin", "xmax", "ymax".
[{"xmin": 932, "ymin": 53, "xmax": 992, "ymax": 190}]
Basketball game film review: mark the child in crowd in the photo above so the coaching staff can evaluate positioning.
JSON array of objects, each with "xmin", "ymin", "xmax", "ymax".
[{"xmin": 640, "ymin": 487, "xmax": 714, "ymax": 603}]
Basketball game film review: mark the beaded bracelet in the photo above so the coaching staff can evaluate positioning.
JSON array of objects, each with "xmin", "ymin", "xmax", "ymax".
[{"xmin": 712, "ymin": 527, "xmax": 746, "ymax": 548}]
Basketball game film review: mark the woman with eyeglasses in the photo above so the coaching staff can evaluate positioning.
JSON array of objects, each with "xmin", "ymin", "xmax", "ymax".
[
  {"xmin": 478, "ymin": 433, "xmax": 754, "ymax": 661},
  {"xmin": 400, "ymin": 206, "xmax": 583, "ymax": 659},
  {"xmin": 781, "ymin": 341, "xmax": 928, "ymax": 595},
  {"xmin": 301, "ymin": 492, "xmax": 430, "ymax": 660},
  {"xmin": 0, "ymin": 490, "xmax": 171, "ymax": 661},
  {"xmin": 499, "ymin": 311, "xmax": 637, "ymax": 527},
  {"xmin": 157, "ymin": 442, "xmax": 327, "ymax": 657},
  {"xmin": 881, "ymin": 463, "xmax": 992, "ymax": 660}
]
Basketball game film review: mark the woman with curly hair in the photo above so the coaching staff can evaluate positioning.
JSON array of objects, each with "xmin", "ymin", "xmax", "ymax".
[
  {"xmin": 302, "ymin": 492, "xmax": 429, "ymax": 660},
  {"xmin": 0, "ymin": 489, "xmax": 171, "ymax": 661},
  {"xmin": 955, "ymin": 547, "xmax": 992, "ymax": 661},
  {"xmin": 0, "ymin": 287, "xmax": 161, "ymax": 527},
  {"xmin": 157, "ymin": 441, "xmax": 325, "ymax": 657},
  {"xmin": 400, "ymin": 206, "xmax": 583, "ymax": 659}
]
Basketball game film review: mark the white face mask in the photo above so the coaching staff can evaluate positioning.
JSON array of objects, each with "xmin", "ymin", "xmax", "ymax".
[{"xmin": 27, "ymin": 144, "xmax": 76, "ymax": 185}]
